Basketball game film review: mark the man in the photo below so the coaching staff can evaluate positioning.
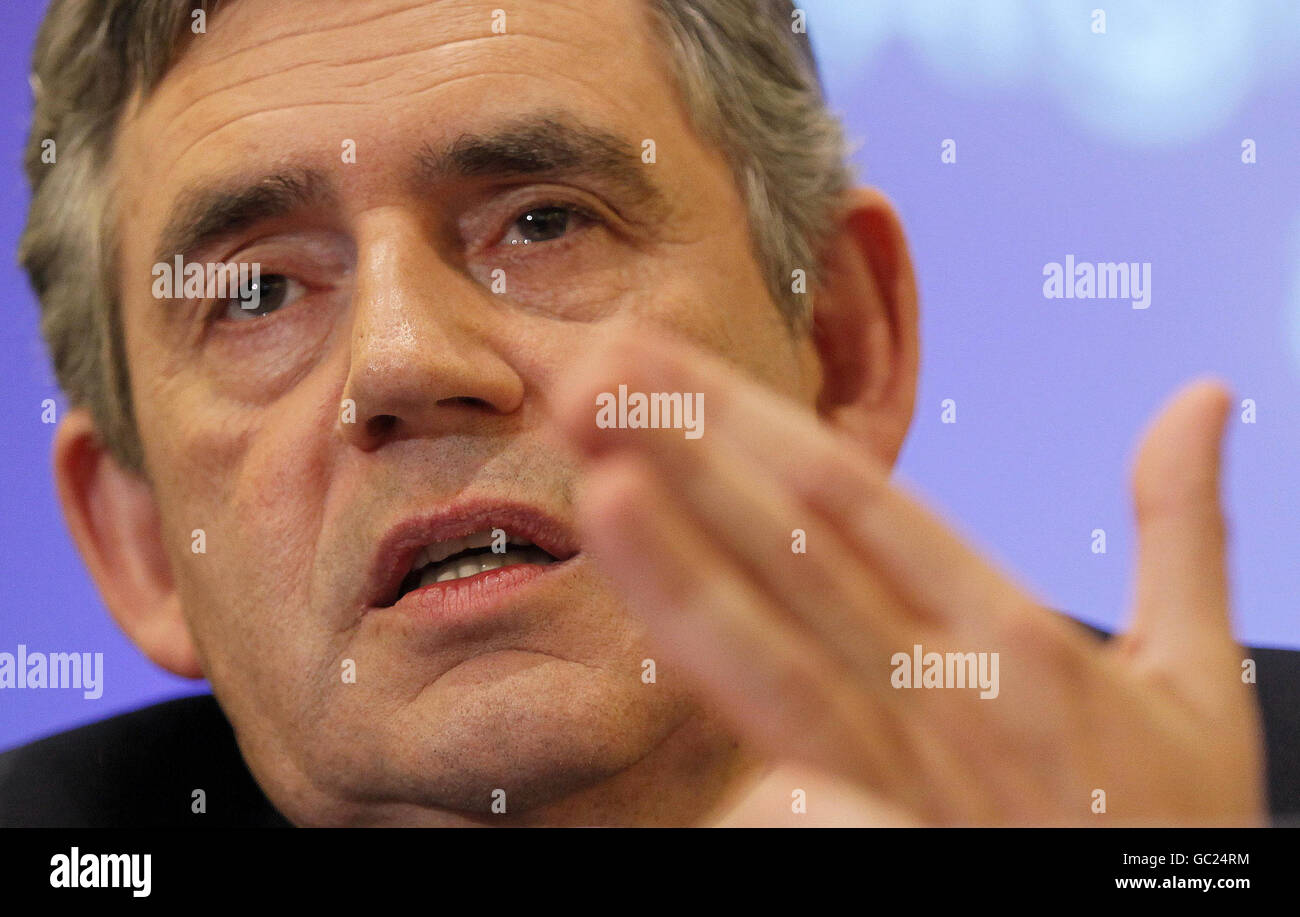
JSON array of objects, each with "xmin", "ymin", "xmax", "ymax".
[{"xmin": 1, "ymin": 0, "xmax": 1294, "ymax": 827}]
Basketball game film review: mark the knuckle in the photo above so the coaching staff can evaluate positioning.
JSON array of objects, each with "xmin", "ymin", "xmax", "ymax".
[{"xmin": 995, "ymin": 599, "xmax": 1076, "ymax": 671}]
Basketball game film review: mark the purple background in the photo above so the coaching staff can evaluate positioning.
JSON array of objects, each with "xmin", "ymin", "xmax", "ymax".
[{"xmin": 3, "ymin": 0, "xmax": 1299, "ymax": 751}]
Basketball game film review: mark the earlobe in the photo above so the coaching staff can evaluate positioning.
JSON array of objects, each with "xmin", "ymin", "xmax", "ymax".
[
  {"xmin": 52, "ymin": 408, "xmax": 203, "ymax": 679},
  {"xmin": 809, "ymin": 187, "xmax": 920, "ymax": 468}
]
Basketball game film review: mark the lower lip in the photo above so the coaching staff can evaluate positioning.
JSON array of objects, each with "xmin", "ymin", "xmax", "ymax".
[{"xmin": 380, "ymin": 559, "xmax": 572, "ymax": 622}]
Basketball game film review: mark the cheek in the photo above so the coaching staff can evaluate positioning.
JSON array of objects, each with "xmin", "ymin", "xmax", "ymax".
[
  {"xmin": 139, "ymin": 360, "xmax": 341, "ymax": 683},
  {"xmin": 625, "ymin": 246, "xmax": 804, "ymax": 398}
]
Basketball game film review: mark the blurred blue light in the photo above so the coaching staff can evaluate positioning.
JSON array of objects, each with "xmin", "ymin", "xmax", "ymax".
[{"xmin": 801, "ymin": 0, "xmax": 1300, "ymax": 148}]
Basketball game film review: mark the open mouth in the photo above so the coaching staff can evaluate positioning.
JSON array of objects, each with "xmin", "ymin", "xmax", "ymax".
[
  {"xmin": 386, "ymin": 528, "xmax": 562, "ymax": 605},
  {"xmin": 366, "ymin": 503, "xmax": 580, "ymax": 611}
]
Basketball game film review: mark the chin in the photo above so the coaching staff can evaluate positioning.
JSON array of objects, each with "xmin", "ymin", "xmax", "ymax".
[{"xmin": 296, "ymin": 660, "xmax": 685, "ymax": 821}]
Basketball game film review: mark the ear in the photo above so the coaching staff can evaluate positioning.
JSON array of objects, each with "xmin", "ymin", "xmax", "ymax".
[
  {"xmin": 52, "ymin": 407, "xmax": 203, "ymax": 678},
  {"xmin": 806, "ymin": 187, "xmax": 919, "ymax": 468}
]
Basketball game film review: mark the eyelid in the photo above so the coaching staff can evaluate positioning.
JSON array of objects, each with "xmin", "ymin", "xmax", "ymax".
[
  {"xmin": 193, "ymin": 229, "xmax": 354, "ymax": 278},
  {"xmin": 199, "ymin": 240, "xmax": 346, "ymax": 328}
]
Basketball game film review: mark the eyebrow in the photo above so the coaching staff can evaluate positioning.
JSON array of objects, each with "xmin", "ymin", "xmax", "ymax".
[
  {"xmin": 151, "ymin": 115, "xmax": 668, "ymax": 267},
  {"xmin": 152, "ymin": 169, "xmax": 335, "ymax": 266},
  {"xmin": 416, "ymin": 114, "xmax": 671, "ymax": 220}
]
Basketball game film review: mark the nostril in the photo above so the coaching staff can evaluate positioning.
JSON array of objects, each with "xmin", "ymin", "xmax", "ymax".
[
  {"xmin": 439, "ymin": 396, "xmax": 492, "ymax": 409},
  {"xmin": 366, "ymin": 414, "xmax": 398, "ymax": 438}
]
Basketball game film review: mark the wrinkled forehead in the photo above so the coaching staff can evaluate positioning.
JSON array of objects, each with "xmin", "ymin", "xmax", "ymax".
[{"xmin": 110, "ymin": 0, "xmax": 689, "ymax": 228}]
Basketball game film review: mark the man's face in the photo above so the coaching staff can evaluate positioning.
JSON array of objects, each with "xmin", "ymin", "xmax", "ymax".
[{"xmin": 110, "ymin": 0, "xmax": 816, "ymax": 825}]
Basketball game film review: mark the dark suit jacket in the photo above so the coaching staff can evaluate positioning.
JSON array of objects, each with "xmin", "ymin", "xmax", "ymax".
[{"xmin": 1, "ymin": 623, "xmax": 1297, "ymax": 826}]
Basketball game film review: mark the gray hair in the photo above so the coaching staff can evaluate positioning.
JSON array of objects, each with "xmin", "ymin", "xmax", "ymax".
[{"xmin": 20, "ymin": 0, "xmax": 853, "ymax": 474}]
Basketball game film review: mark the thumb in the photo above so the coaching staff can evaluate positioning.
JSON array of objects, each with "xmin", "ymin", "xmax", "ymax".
[{"xmin": 1129, "ymin": 378, "xmax": 1235, "ymax": 651}]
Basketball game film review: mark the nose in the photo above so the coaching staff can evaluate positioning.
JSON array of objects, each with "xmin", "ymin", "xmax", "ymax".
[{"xmin": 338, "ymin": 214, "xmax": 524, "ymax": 451}]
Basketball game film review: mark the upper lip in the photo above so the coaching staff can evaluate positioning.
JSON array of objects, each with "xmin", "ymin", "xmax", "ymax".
[{"xmin": 365, "ymin": 500, "xmax": 579, "ymax": 608}]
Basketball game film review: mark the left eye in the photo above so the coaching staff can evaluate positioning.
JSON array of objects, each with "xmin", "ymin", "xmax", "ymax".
[{"xmin": 502, "ymin": 205, "xmax": 582, "ymax": 246}]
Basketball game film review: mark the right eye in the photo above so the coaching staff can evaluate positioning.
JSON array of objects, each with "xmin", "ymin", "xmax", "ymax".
[{"xmin": 219, "ymin": 274, "xmax": 302, "ymax": 322}]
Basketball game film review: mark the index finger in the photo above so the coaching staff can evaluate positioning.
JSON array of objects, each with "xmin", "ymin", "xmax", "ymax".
[{"xmin": 549, "ymin": 331, "xmax": 1042, "ymax": 629}]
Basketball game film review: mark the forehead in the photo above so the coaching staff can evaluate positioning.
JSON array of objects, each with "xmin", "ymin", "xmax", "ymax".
[{"xmin": 113, "ymin": 0, "xmax": 686, "ymax": 212}]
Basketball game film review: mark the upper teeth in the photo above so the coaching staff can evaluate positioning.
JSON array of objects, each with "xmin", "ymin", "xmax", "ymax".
[
  {"xmin": 410, "ymin": 529, "xmax": 537, "ymax": 571},
  {"xmin": 420, "ymin": 546, "xmax": 556, "ymax": 587},
  {"xmin": 405, "ymin": 529, "xmax": 555, "ymax": 588}
]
